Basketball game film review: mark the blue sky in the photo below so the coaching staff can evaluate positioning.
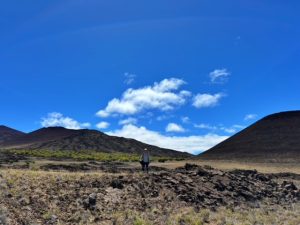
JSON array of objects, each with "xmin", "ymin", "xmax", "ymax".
[{"xmin": 1, "ymin": 1, "xmax": 299, "ymax": 154}]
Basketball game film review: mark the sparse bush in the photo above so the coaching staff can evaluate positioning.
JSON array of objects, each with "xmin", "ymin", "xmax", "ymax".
[
  {"xmin": 203, "ymin": 165, "xmax": 213, "ymax": 170},
  {"xmin": 158, "ymin": 158, "xmax": 167, "ymax": 163},
  {"xmin": 133, "ymin": 216, "xmax": 146, "ymax": 225},
  {"xmin": 175, "ymin": 157, "xmax": 185, "ymax": 161}
]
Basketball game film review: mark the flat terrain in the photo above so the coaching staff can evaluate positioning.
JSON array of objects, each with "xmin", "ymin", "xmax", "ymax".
[
  {"xmin": 3, "ymin": 158, "xmax": 300, "ymax": 174},
  {"xmin": 152, "ymin": 160, "xmax": 300, "ymax": 174},
  {"xmin": 0, "ymin": 159, "xmax": 300, "ymax": 225}
]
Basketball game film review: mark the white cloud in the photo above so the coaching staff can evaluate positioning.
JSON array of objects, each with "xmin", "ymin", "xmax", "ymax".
[
  {"xmin": 181, "ymin": 116, "xmax": 190, "ymax": 124},
  {"xmin": 107, "ymin": 124, "xmax": 228, "ymax": 154},
  {"xmin": 124, "ymin": 72, "xmax": 136, "ymax": 85},
  {"xmin": 244, "ymin": 114, "xmax": 258, "ymax": 121},
  {"xmin": 81, "ymin": 123, "xmax": 91, "ymax": 127},
  {"xmin": 157, "ymin": 115, "xmax": 169, "ymax": 121},
  {"xmin": 220, "ymin": 124, "xmax": 245, "ymax": 134},
  {"xmin": 156, "ymin": 114, "xmax": 175, "ymax": 121},
  {"xmin": 195, "ymin": 123, "xmax": 245, "ymax": 134},
  {"xmin": 209, "ymin": 68, "xmax": 230, "ymax": 83},
  {"xmin": 41, "ymin": 112, "xmax": 90, "ymax": 130},
  {"xmin": 166, "ymin": 123, "xmax": 185, "ymax": 133},
  {"xmin": 232, "ymin": 124, "xmax": 245, "ymax": 129},
  {"xmin": 97, "ymin": 78, "xmax": 189, "ymax": 117},
  {"xmin": 220, "ymin": 127, "xmax": 236, "ymax": 134},
  {"xmin": 96, "ymin": 121, "xmax": 110, "ymax": 129},
  {"xmin": 119, "ymin": 117, "xmax": 137, "ymax": 125},
  {"xmin": 194, "ymin": 123, "xmax": 217, "ymax": 130},
  {"xmin": 192, "ymin": 93, "xmax": 224, "ymax": 108}
]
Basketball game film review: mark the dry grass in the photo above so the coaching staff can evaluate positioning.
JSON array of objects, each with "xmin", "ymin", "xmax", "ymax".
[
  {"xmin": 110, "ymin": 204, "xmax": 300, "ymax": 225},
  {"xmin": 0, "ymin": 168, "xmax": 126, "ymax": 182},
  {"xmin": 4, "ymin": 158, "xmax": 300, "ymax": 174},
  {"xmin": 0, "ymin": 168, "xmax": 130, "ymax": 225},
  {"xmin": 151, "ymin": 160, "xmax": 300, "ymax": 174}
]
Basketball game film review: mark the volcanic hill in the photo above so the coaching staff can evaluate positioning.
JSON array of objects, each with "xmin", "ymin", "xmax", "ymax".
[
  {"xmin": 199, "ymin": 111, "xmax": 300, "ymax": 163},
  {"xmin": 0, "ymin": 125, "xmax": 25, "ymax": 144},
  {"xmin": 0, "ymin": 126, "xmax": 190, "ymax": 158}
]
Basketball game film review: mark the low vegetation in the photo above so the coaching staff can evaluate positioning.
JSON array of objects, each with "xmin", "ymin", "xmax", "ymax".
[
  {"xmin": 111, "ymin": 205, "xmax": 300, "ymax": 225},
  {"xmin": 5, "ymin": 149, "xmax": 185, "ymax": 162}
]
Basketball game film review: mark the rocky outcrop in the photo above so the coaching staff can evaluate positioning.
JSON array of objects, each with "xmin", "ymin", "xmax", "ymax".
[{"xmin": 0, "ymin": 164, "xmax": 299, "ymax": 224}]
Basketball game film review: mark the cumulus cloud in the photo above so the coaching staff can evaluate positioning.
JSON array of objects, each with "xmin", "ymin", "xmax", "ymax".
[
  {"xmin": 192, "ymin": 93, "xmax": 224, "ymax": 108},
  {"xmin": 209, "ymin": 68, "xmax": 230, "ymax": 83},
  {"xmin": 41, "ymin": 112, "xmax": 90, "ymax": 130},
  {"xmin": 97, "ymin": 78, "xmax": 190, "ymax": 117},
  {"xmin": 96, "ymin": 121, "xmax": 110, "ymax": 129},
  {"xmin": 166, "ymin": 123, "xmax": 185, "ymax": 133},
  {"xmin": 244, "ymin": 114, "xmax": 258, "ymax": 121},
  {"xmin": 124, "ymin": 72, "xmax": 136, "ymax": 85},
  {"xmin": 107, "ymin": 124, "xmax": 228, "ymax": 154},
  {"xmin": 119, "ymin": 117, "xmax": 138, "ymax": 125}
]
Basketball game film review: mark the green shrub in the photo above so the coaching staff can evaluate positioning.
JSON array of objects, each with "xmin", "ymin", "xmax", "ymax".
[{"xmin": 6, "ymin": 149, "xmax": 182, "ymax": 162}]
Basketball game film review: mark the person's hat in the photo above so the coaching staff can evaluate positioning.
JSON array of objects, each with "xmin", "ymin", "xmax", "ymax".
[{"xmin": 144, "ymin": 148, "xmax": 148, "ymax": 151}]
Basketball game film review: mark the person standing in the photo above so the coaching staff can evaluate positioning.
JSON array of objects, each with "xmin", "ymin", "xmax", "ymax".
[{"xmin": 140, "ymin": 148, "xmax": 150, "ymax": 173}]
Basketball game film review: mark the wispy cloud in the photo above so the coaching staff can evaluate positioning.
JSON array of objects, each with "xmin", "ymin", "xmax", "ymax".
[
  {"xmin": 209, "ymin": 68, "xmax": 230, "ymax": 84},
  {"xmin": 107, "ymin": 124, "xmax": 228, "ymax": 154},
  {"xmin": 119, "ymin": 117, "xmax": 138, "ymax": 125},
  {"xmin": 97, "ymin": 78, "xmax": 190, "ymax": 117},
  {"xmin": 219, "ymin": 125, "xmax": 244, "ymax": 134},
  {"xmin": 96, "ymin": 121, "xmax": 110, "ymax": 129},
  {"xmin": 194, "ymin": 123, "xmax": 217, "ymax": 130},
  {"xmin": 166, "ymin": 123, "xmax": 185, "ymax": 133},
  {"xmin": 41, "ymin": 112, "xmax": 90, "ymax": 129},
  {"xmin": 195, "ymin": 123, "xmax": 245, "ymax": 134},
  {"xmin": 244, "ymin": 114, "xmax": 258, "ymax": 121},
  {"xmin": 124, "ymin": 72, "xmax": 136, "ymax": 85},
  {"xmin": 192, "ymin": 93, "xmax": 224, "ymax": 109},
  {"xmin": 181, "ymin": 116, "xmax": 190, "ymax": 124}
]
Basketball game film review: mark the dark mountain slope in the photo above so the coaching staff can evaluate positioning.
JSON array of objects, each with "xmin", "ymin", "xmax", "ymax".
[
  {"xmin": 2, "ymin": 127, "xmax": 79, "ymax": 148},
  {"xmin": 0, "ymin": 126, "xmax": 190, "ymax": 158},
  {"xmin": 0, "ymin": 125, "xmax": 25, "ymax": 144},
  {"xmin": 199, "ymin": 111, "xmax": 300, "ymax": 162}
]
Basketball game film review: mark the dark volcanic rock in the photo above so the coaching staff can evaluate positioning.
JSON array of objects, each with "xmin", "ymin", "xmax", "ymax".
[
  {"xmin": 40, "ymin": 163, "xmax": 94, "ymax": 172},
  {"xmin": 83, "ymin": 193, "xmax": 97, "ymax": 210},
  {"xmin": 1, "ymin": 163, "xmax": 299, "ymax": 224},
  {"xmin": 282, "ymin": 181, "xmax": 298, "ymax": 191},
  {"xmin": 111, "ymin": 179, "xmax": 124, "ymax": 189},
  {"xmin": 0, "ymin": 152, "xmax": 27, "ymax": 165}
]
